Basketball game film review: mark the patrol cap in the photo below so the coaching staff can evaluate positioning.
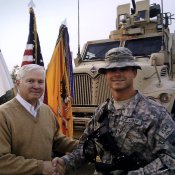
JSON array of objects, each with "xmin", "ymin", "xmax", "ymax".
[{"xmin": 98, "ymin": 47, "xmax": 141, "ymax": 74}]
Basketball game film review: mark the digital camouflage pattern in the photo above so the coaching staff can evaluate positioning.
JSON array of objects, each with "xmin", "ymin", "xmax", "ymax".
[
  {"xmin": 62, "ymin": 91, "xmax": 175, "ymax": 175},
  {"xmin": 98, "ymin": 47, "xmax": 141, "ymax": 74}
]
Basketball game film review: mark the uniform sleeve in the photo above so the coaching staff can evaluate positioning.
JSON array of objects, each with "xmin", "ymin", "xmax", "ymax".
[
  {"xmin": 0, "ymin": 113, "xmax": 44, "ymax": 175},
  {"xmin": 60, "ymin": 103, "xmax": 107, "ymax": 173},
  {"xmin": 128, "ymin": 111, "xmax": 175, "ymax": 175}
]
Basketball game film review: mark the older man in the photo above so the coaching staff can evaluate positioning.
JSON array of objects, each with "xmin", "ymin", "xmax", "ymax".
[
  {"xmin": 53, "ymin": 47, "xmax": 175, "ymax": 175},
  {"xmin": 0, "ymin": 64, "xmax": 78, "ymax": 175}
]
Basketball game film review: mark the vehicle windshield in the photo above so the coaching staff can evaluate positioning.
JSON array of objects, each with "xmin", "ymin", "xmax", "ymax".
[
  {"xmin": 83, "ymin": 41, "xmax": 120, "ymax": 60},
  {"xmin": 125, "ymin": 36, "xmax": 162, "ymax": 56},
  {"xmin": 82, "ymin": 36, "xmax": 162, "ymax": 61}
]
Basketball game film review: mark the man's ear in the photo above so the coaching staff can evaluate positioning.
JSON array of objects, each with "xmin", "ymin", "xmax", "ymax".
[{"xmin": 15, "ymin": 80, "xmax": 20, "ymax": 86}]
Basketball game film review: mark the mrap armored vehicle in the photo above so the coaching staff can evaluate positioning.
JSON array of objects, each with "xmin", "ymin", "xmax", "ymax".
[{"xmin": 72, "ymin": 0, "xmax": 175, "ymax": 138}]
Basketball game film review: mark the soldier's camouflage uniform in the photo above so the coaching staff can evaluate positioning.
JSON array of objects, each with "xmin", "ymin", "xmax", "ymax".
[{"xmin": 62, "ymin": 91, "xmax": 175, "ymax": 175}]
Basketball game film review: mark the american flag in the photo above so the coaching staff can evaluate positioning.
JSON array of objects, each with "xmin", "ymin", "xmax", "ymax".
[{"xmin": 22, "ymin": 7, "xmax": 44, "ymax": 67}]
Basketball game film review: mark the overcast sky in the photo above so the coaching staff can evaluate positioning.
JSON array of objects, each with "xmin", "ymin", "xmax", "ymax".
[{"xmin": 0, "ymin": 0, "xmax": 175, "ymax": 71}]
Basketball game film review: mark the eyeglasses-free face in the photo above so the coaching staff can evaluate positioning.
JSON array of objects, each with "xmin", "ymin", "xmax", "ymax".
[{"xmin": 105, "ymin": 66, "xmax": 137, "ymax": 93}]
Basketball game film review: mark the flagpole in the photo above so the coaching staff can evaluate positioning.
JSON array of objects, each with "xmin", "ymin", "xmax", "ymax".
[
  {"xmin": 77, "ymin": 0, "xmax": 81, "ymax": 58},
  {"xmin": 28, "ymin": 0, "xmax": 35, "ymax": 8}
]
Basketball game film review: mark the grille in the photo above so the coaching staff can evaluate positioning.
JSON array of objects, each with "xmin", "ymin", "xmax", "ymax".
[
  {"xmin": 72, "ymin": 74, "xmax": 92, "ymax": 105},
  {"xmin": 96, "ymin": 75, "xmax": 111, "ymax": 104},
  {"xmin": 72, "ymin": 73, "xmax": 111, "ymax": 106},
  {"xmin": 160, "ymin": 66, "xmax": 167, "ymax": 77}
]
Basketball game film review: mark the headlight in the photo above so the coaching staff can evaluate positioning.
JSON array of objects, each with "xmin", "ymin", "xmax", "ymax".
[
  {"xmin": 159, "ymin": 93, "xmax": 171, "ymax": 103},
  {"xmin": 147, "ymin": 93, "xmax": 171, "ymax": 103}
]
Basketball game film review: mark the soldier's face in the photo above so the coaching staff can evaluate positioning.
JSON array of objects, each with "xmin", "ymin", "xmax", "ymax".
[
  {"xmin": 16, "ymin": 69, "xmax": 45, "ymax": 106},
  {"xmin": 105, "ymin": 67, "xmax": 137, "ymax": 92}
]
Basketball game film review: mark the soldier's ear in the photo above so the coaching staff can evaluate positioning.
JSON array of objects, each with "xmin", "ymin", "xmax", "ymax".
[
  {"xmin": 104, "ymin": 73, "xmax": 108, "ymax": 79},
  {"xmin": 132, "ymin": 69, "xmax": 137, "ymax": 77}
]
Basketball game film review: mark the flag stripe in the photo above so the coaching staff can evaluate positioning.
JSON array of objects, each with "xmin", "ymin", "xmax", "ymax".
[
  {"xmin": 22, "ymin": 55, "xmax": 34, "ymax": 62},
  {"xmin": 24, "ymin": 50, "xmax": 33, "ymax": 56}
]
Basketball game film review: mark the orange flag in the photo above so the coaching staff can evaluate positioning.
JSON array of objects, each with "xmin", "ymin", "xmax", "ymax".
[{"xmin": 46, "ymin": 25, "xmax": 73, "ymax": 137}]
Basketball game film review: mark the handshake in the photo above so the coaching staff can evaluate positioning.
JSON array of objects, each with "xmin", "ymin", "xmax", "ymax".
[{"xmin": 42, "ymin": 157, "xmax": 66, "ymax": 175}]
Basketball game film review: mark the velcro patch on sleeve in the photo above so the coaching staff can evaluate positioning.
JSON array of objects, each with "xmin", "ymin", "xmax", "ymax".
[{"xmin": 158, "ymin": 123, "xmax": 174, "ymax": 140}]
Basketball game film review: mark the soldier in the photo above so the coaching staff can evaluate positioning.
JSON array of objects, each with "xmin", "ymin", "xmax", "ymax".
[{"xmin": 53, "ymin": 47, "xmax": 175, "ymax": 175}]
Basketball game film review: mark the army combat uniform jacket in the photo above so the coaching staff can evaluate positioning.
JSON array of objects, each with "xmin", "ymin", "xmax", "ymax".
[{"xmin": 62, "ymin": 91, "xmax": 175, "ymax": 175}]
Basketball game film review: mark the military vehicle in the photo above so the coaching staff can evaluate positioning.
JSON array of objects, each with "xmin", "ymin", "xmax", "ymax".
[{"xmin": 72, "ymin": 0, "xmax": 175, "ymax": 138}]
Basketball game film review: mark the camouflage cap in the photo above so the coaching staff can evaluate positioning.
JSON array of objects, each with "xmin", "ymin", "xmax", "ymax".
[{"xmin": 98, "ymin": 47, "xmax": 141, "ymax": 74}]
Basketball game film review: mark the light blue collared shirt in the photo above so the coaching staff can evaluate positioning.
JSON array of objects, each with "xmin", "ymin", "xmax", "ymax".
[{"xmin": 16, "ymin": 94, "xmax": 42, "ymax": 117}]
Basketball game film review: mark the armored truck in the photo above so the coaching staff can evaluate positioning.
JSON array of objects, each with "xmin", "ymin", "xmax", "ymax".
[{"xmin": 72, "ymin": 0, "xmax": 175, "ymax": 138}]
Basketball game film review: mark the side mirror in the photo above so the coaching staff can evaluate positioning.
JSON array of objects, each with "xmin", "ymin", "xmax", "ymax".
[{"xmin": 150, "ymin": 52, "xmax": 165, "ymax": 66}]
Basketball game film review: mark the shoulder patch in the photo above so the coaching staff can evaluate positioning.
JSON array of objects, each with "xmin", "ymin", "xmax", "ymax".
[{"xmin": 158, "ymin": 123, "xmax": 174, "ymax": 140}]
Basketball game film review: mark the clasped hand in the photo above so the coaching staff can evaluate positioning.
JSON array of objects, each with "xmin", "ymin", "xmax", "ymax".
[{"xmin": 42, "ymin": 157, "xmax": 65, "ymax": 175}]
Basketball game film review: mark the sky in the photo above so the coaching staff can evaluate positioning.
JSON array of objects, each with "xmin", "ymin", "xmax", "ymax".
[{"xmin": 0, "ymin": 0, "xmax": 175, "ymax": 71}]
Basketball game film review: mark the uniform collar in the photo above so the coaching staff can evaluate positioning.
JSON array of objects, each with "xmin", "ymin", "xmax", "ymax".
[{"xmin": 109, "ymin": 91, "xmax": 142, "ymax": 117}]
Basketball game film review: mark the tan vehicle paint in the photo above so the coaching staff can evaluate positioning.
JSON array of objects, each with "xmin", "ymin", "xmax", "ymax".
[{"xmin": 72, "ymin": 0, "xmax": 175, "ymax": 138}]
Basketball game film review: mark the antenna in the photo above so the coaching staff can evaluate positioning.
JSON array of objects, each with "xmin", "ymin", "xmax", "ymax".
[
  {"xmin": 131, "ymin": 0, "xmax": 136, "ymax": 15},
  {"xmin": 77, "ymin": 0, "xmax": 81, "ymax": 58},
  {"xmin": 161, "ymin": 0, "xmax": 165, "ymax": 50}
]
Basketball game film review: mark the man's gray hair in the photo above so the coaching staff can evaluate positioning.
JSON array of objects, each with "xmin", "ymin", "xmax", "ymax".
[{"xmin": 16, "ymin": 64, "xmax": 45, "ymax": 80}]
